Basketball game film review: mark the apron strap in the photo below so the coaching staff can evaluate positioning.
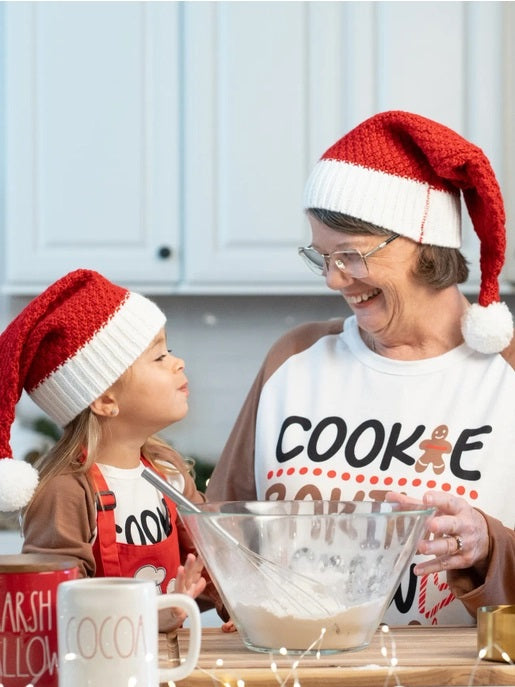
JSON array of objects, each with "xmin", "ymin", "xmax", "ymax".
[
  {"xmin": 91, "ymin": 457, "xmax": 179, "ymax": 580},
  {"xmin": 91, "ymin": 463, "xmax": 123, "ymax": 577},
  {"xmin": 91, "ymin": 456, "xmax": 180, "ymax": 577}
]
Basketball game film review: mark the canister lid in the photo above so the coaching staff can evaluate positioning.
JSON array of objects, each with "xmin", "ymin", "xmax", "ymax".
[{"xmin": 0, "ymin": 553, "xmax": 78, "ymax": 573}]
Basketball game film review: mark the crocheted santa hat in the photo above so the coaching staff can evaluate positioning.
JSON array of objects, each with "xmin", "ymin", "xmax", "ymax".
[
  {"xmin": 304, "ymin": 110, "xmax": 513, "ymax": 354},
  {"xmin": 0, "ymin": 269, "xmax": 166, "ymax": 511}
]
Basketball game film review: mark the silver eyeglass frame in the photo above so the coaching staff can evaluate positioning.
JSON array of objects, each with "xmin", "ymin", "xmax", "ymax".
[{"xmin": 298, "ymin": 233, "xmax": 400, "ymax": 277}]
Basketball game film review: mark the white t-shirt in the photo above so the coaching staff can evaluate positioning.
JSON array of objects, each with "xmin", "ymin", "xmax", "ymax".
[
  {"xmin": 96, "ymin": 461, "xmax": 185, "ymax": 545},
  {"xmin": 253, "ymin": 316, "xmax": 515, "ymax": 625}
]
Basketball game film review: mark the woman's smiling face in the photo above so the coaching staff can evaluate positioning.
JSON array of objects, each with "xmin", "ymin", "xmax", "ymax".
[{"xmin": 308, "ymin": 214, "xmax": 421, "ymax": 338}]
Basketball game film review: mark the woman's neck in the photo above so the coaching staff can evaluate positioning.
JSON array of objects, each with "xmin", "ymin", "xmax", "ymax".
[{"xmin": 360, "ymin": 287, "xmax": 469, "ymax": 360}]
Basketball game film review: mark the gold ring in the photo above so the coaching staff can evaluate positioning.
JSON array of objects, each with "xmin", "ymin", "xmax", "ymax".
[{"xmin": 454, "ymin": 534, "xmax": 464, "ymax": 553}]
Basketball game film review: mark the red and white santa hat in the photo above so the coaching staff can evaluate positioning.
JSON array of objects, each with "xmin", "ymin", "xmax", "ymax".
[
  {"xmin": 304, "ymin": 110, "xmax": 513, "ymax": 354},
  {"xmin": 0, "ymin": 269, "xmax": 166, "ymax": 511}
]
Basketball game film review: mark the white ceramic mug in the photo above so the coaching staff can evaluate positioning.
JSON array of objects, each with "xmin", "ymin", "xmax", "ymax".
[{"xmin": 57, "ymin": 577, "xmax": 201, "ymax": 685}]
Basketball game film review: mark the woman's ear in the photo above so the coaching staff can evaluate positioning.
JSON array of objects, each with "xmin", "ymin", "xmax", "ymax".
[{"xmin": 90, "ymin": 393, "xmax": 118, "ymax": 418}]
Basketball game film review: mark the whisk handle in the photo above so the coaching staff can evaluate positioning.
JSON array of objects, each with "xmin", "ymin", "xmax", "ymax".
[
  {"xmin": 142, "ymin": 467, "xmax": 240, "ymax": 547},
  {"xmin": 142, "ymin": 467, "xmax": 202, "ymax": 513}
]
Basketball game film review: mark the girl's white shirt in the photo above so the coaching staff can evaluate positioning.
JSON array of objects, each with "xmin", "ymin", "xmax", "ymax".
[{"xmin": 96, "ymin": 461, "xmax": 185, "ymax": 545}]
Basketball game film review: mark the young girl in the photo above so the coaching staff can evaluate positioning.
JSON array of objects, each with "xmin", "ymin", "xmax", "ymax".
[{"xmin": 0, "ymin": 268, "xmax": 230, "ymax": 631}]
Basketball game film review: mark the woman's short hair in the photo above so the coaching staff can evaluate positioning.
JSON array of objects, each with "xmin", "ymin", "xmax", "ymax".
[{"xmin": 307, "ymin": 208, "xmax": 469, "ymax": 288}]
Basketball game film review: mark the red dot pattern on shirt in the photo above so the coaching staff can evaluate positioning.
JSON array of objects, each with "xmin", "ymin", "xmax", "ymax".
[{"xmin": 266, "ymin": 468, "xmax": 478, "ymax": 499}]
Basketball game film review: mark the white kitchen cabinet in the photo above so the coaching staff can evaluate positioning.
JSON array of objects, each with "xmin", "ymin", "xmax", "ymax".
[
  {"xmin": 182, "ymin": 1, "xmax": 509, "ymax": 292},
  {"xmin": 181, "ymin": 1, "xmax": 342, "ymax": 291},
  {"xmin": 2, "ymin": 2, "xmax": 512, "ymax": 295},
  {"xmin": 4, "ymin": 2, "xmax": 181, "ymax": 293}
]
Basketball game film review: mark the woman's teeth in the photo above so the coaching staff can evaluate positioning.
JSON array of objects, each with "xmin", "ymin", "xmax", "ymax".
[{"xmin": 347, "ymin": 288, "xmax": 381, "ymax": 305}]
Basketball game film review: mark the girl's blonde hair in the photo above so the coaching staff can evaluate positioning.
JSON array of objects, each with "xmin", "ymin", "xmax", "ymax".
[{"xmin": 25, "ymin": 407, "xmax": 191, "ymax": 513}]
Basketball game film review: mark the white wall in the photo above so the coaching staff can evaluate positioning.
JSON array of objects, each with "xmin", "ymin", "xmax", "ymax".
[
  {"xmin": 6, "ymin": 292, "xmax": 515, "ymax": 467},
  {"xmin": 5, "ymin": 294, "xmax": 344, "ymax": 465},
  {"xmin": 153, "ymin": 294, "xmax": 347, "ymax": 463},
  {"xmin": 0, "ymin": 531, "xmax": 23, "ymax": 554}
]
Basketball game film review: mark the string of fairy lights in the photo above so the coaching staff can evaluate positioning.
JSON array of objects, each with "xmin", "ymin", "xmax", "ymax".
[{"xmin": 168, "ymin": 623, "xmax": 514, "ymax": 687}]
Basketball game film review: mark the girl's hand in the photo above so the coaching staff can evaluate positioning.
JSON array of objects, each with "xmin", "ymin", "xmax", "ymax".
[
  {"xmin": 385, "ymin": 490, "xmax": 490, "ymax": 576},
  {"xmin": 174, "ymin": 552, "xmax": 207, "ymax": 599},
  {"xmin": 159, "ymin": 553, "xmax": 207, "ymax": 632}
]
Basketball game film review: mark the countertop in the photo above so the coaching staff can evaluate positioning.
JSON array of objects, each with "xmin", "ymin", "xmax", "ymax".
[{"xmin": 160, "ymin": 625, "xmax": 515, "ymax": 686}]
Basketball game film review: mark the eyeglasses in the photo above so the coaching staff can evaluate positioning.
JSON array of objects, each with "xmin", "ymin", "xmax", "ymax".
[{"xmin": 298, "ymin": 234, "xmax": 400, "ymax": 278}]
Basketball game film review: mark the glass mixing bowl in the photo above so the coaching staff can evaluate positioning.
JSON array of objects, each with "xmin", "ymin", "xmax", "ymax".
[{"xmin": 180, "ymin": 500, "xmax": 434, "ymax": 653}]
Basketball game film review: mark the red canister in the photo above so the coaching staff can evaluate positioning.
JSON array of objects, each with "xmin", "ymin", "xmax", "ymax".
[{"xmin": 0, "ymin": 554, "xmax": 79, "ymax": 687}]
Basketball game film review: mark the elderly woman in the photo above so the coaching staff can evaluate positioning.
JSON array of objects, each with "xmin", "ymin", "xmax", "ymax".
[{"xmin": 207, "ymin": 111, "xmax": 515, "ymax": 625}]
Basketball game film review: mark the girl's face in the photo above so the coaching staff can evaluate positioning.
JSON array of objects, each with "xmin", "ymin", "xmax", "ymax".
[
  {"xmin": 308, "ymin": 215, "xmax": 422, "ymax": 339},
  {"xmin": 111, "ymin": 328, "xmax": 189, "ymax": 435}
]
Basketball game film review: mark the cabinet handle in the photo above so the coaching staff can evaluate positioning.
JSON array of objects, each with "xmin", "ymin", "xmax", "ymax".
[{"xmin": 157, "ymin": 246, "xmax": 173, "ymax": 260}]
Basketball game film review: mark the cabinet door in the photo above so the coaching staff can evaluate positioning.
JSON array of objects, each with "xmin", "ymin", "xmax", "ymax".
[
  {"xmin": 4, "ymin": 2, "xmax": 180, "ymax": 293},
  {"xmin": 182, "ymin": 2, "xmax": 343, "ymax": 292},
  {"xmin": 4, "ymin": 2, "xmax": 510, "ymax": 295}
]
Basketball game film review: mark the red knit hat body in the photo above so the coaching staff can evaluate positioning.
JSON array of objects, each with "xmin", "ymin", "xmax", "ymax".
[
  {"xmin": 304, "ymin": 110, "xmax": 513, "ymax": 354},
  {"xmin": 0, "ymin": 269, "xmax": 166, "ymax": 511}
]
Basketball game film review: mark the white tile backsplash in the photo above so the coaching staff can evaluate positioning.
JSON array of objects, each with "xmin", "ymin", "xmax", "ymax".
[
  {"xmin": 5, "ymin": 293, "xmax": 515, "ymax": 467},
  {"xmin": 0, "ymin": 530, "xmax": 23, "ymax": 554}
]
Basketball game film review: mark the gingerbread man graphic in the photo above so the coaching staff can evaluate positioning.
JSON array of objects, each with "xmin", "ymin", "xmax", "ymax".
[{"xmin": 415, "ymin": 424, "xmax": 452, "ymax": 475}]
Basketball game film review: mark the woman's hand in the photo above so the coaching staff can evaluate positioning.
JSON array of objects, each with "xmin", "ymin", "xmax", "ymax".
[
  {"xmin": 386, "ymin": 490, "xmax": 490, "ymax": 576},
  {"xmin": 221, "ymin": 619, "xmax": 237, "ymax": 633}
]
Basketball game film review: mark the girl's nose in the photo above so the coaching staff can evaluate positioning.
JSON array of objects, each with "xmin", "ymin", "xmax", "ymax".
[{"xmin": 169, "ymin": 352, "xmax": 185, "ymax": 371}]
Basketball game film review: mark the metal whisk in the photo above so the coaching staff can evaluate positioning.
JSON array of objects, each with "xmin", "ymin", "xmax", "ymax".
[{"xmin": 142, "ymin": 467, "xmax": 336, "ymax": 617}]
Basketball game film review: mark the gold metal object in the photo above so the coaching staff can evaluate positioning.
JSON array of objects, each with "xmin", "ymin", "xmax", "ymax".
[{"xmin": 477, "ymin": 605, "xmax": 515, "ymax": 662}]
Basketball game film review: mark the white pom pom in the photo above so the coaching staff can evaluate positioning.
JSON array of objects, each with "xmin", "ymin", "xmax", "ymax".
[
  {"xmin": 461, "ymin": 302, "xmax": 514, "ymax": 354},
  {"xmin": 0, "ymin": 459, "xmax": 39, "ymax": 511}
]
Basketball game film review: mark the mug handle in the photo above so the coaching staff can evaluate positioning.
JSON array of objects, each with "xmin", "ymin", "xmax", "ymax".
[{"xmin": 157, "ymin": 593, "xmax": 201, "ymax": 681}]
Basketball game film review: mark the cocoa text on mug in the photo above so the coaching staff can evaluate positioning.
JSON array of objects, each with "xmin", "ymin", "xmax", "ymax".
[{"xmin": 62, "ymin": 613, "xmax": 149, "ymax": 660}]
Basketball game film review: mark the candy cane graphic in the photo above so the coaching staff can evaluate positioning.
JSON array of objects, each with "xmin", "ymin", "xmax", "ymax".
[{"xmin": 419, "ymin": 573, "xmax": 455, "ymax": 624}]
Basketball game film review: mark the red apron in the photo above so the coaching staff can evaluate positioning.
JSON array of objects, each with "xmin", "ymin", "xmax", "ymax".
[{"xmin": 91, "ymin": 458, "xmax": 181, "ymax": 593}]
